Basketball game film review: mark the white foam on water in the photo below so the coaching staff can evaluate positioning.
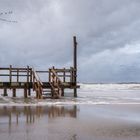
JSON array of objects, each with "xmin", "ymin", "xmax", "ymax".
[{"xmin": 0, "ymin": 83, "xmax": 140, "ymax": 106}]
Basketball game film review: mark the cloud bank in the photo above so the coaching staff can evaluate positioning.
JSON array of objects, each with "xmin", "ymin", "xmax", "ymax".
[{"xmin": 0, "ymin": 0, "xmax": 140, "ymax": 83}]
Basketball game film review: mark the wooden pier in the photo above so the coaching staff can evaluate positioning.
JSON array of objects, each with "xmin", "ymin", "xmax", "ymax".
[{"xmin": 0, "ymin": 37, "xmax": 79, "ymax": 99}]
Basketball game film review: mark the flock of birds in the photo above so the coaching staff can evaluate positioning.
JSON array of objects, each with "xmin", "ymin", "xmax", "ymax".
[{"xmin": 0, "ymin": 11, "xmax": 18, "ymax": 23}]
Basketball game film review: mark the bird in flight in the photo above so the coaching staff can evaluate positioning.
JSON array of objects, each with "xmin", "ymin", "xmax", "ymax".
[{"xmin": 0, "ymin": 11, "xmax": 17, "ymax": 23}]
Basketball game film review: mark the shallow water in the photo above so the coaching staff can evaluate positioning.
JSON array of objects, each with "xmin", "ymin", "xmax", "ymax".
[
  {"xmin": 0, "ymin": 105, "xmax": 140, "ymax": 140},
  {"xmin": 0, "ymin": 84, "xmax": 140, "ymax": 140},
  {"xmin": 0, "ymin": 83, "xmax": 140, "ymax": 105}
]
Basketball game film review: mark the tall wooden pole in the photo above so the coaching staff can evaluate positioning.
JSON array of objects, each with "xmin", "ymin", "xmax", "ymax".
[{"xmin": 73, "ymin": 36, "xmax": 77, "ymax": 97}]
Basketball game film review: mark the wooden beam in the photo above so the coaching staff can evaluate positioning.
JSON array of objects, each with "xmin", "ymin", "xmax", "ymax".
[
  {"xmin": 3, "ymin": 88, "xmax": 8, "ymax": 96},
  {"xmin": 61, "ymin": 88, "xmax": 64, "ymax": 96},
  {"xmin": 17, "ymin": 69, "xmax": 19, "ymax": 82},
  {"xmin": 0, "ymin": 74, "xmax": 31, "ymax": 77},
  {"xmin": 28, "ymin": 88, "xmax": 31, "ymax": 96},
  {"xmin": 36, "ymin": 71, "xmax": 48, "ymax": 73},
  {"xmin": 24, "ymin": 87, "xmax": 28, "ymax": 98},
  {"xmin": 63, "ymin": 68, "xmax": 66, "ymax": 82},
  {"xmin": 9, "ymin": 65, "xmax": 12, "ymax": 83},
  {"xmin": 27, "ymin": 66, "xmax": 29, "ymax": 83},
  {"xmin": 30, "ymin": 68, "xmax": 32, "ymax": 82},
  {"xmin": 12, "ymin": 88, "xmax": 16, "ymax": 97}
]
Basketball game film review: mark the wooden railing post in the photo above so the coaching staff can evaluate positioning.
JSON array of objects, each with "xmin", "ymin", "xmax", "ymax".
[
  {"xmin": 27, "ymin": 66, "xmax": 30, "ymax": 96},
  {"xmin": 27, "ymin": 66, "xmax": 29, "ymax": 83},
  {"xmin": 17, "ymin": 69, "xmax": 19, "ymax": 82},
  {"xmin": 49, "ymin": 69, "xmax": 51, "ymax": 82},
  {"xmin": 30, "ymin": 68, "xmax": 32, "ymax": 82},
  {"xmin": 32, "ymin": 69, "xmax": 34, "ymax": 93},
  {"xmin": 70, "ymin": 67, "xmax": 73, "ymax": 83},
  {"xmin": 9, "ymin": 65, "xmax": 12, "ymax": 83},
  {"xmin": 63, "ymin": 68, "xmax": 65, "ymax": 82}
]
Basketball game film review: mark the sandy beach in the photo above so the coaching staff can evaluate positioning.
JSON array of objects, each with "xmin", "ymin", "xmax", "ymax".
[{"xmin": 0, "ymin": 104, "xmax": 140, "ymax": 140}]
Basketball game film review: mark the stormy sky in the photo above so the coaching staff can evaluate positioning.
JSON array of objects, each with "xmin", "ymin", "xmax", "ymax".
[{"xmin": 0, "ymin": 0, "xmax": 140, "ymax": 83}]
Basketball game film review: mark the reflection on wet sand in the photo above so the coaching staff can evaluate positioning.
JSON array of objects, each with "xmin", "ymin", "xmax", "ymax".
[{"xmin": 0, "ymin": 105, "xmax": 77, "ymax": 126}]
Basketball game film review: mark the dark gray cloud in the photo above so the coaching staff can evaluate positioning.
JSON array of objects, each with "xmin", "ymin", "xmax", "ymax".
[{"xmin": 0, "ymin": 0, "xmax": 140, "ymax": 83}]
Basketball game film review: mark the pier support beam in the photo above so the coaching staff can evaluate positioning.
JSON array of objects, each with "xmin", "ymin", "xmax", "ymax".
[
  {"xmin": 12, "ymin": 88, "xmax": 16, "ymax": 97},
  {"xmin": 28, "ymin": 88, "xmax": 31, "ymax": 96},
  {"xmin": 36, "ymin": 90, "xmax": 42, "ymax": 99},
  {"xmin": 24, "ymin": 88, "xmax": 28, "ymax": 98},
  {"xmin": 3, "ymin": 88, "xmax": 8, "ymax": 96},
  {"xmin": 61, "ymin": 88, "xmax": 64, "ymax": 96},
  {"xmin": 74, "ymin": 88, "xmax": 77, "ymax": 97}
]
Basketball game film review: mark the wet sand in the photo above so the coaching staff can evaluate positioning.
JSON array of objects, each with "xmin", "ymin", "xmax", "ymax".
[{"xmin": 0, "ymin": 104, "xmax": 140, "ymax": 140}]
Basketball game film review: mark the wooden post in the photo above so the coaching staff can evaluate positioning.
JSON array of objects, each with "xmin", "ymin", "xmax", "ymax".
[
  {"xmin": 49, "ymin": 68, "xmax": 51, "ymax": 83},
  {"xmin": 70, "ymin": 67, "xmax": 73, "ymax": 83},
  {"xmin": 33, "ymin": 74, "xmax": 35, "ymax": 91},
  {"xmin": 36, "ymin": 87, "xmax": 39, "ymax": 99},
  {"xmin": 39, "ymin": 91, "xmax": 42, "ymax": 99},
  {"xmin": 27, "ymin": 66, "xmax": 29, "ymax": 88},
  {"xmin": 61, "ymin": 88, "xmax": 64, "ymax": 96},
  {"xmin": 27, "ymin": 66, "xmax": 30, "ymax": 96},
  {"xmin": 27, "ymin": 66, "xmax": 29, "ymax": 83},
  {"xmin": 28, "ymin": 88, "xmax": 31, "ymax": 96},
  {"xmin": 63, "ymin": 68, "xmax": 65, "ymax": 82},
  {"xmin": 24, "ymin": 87, "xmax": 28, "ymax": 98},
  {"xmin": 17, "ymin": 69, "xmax": 19, "ymax": 82},
  {"xmin": 3, "ymin": 88, "xmax": 8, "ymax": 96},
  {"xmin": 9, "ymin": 65, "xmax": 12, "ymax": 83},
  {"xmin": 12, "ymin": 88, "xmax": 16, "ymax": 97},
  {"xmin": 73, "ymin": 36, "xmax": 77, "ymax": 97},
  {"xmin": 30, "ymin": 68, "xmax": 32, "ymax": 82}
]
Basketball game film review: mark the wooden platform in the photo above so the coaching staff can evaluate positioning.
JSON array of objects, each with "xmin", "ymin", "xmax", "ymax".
[
  {"xmin": 0, "ymin": 66, "xmax": 79, "ymax": 99},
  {"xmin": 0, "ymin": 82, "xmax": 79, "ymax": 89},
  {"xmin": 0, "ymin": 36, "xmax": 79, "ymax": 99}
]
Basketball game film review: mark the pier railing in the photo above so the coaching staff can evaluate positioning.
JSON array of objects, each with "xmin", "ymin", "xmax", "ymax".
[
  {"xmin": 0, "ymin": 65, "xmax": 32, "ymax": 83},
  {"xmin": 49, "ymin": 66, "xmax": 76, "ymax": 98},
  {"xmin": 49, "ymin": 67, "xmax": 63, "ymax": 98},
  {"xmin": 0, "ymin": 65, "xmax": 78, "ymax": 98},
  {"xmin": 49, "ymin": 67, "xmax": 76, "ymax": 83}
]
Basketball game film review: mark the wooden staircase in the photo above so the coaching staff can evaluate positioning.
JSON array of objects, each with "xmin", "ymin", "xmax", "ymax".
[
  {"xmin": 32, "ymin": 68, "xmax": 43, "ymax": 99},
  {"xmin": 49, "ymin": 67, "xmax": 63, "ymax": 98},
  {"xmin": 32, "ymin": 67, "xmax": 66, "ymax": 99}
]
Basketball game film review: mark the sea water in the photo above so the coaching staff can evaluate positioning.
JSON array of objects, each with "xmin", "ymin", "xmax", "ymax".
[{"xmin": 0, "ymin": 83, "xmax": 140, "ymax": 105}]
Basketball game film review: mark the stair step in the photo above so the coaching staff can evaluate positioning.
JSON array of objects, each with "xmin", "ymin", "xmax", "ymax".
[
  {"xmin": 43, "ymin": 90, "xmax": 51, "ymax": 92},
  {"xmin": 42, "ymin": 93, "xmax": 51, "ymax": 96}
]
